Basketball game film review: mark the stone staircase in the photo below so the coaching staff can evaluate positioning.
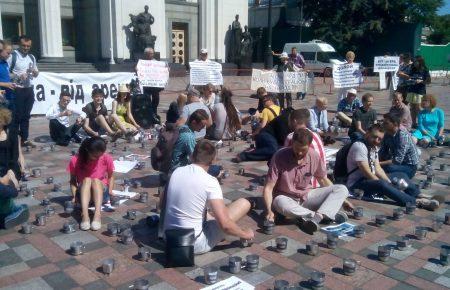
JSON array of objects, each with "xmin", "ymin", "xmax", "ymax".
[{"xmin": 37, "ymin": 62, "xmax": 100, "ymax": 73}]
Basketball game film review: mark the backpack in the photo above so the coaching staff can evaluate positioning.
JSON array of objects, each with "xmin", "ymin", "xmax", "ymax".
[
  {"xmin": 150, "ymin": 124, "xmax": 180, "ymax": 173},
  {"xmin": 333, "ymin": 140, "xmax": 367, "ymax": 184},
  {"xmin": 9, "ymin": 50, "xmax": 36, "ymax": 73}
]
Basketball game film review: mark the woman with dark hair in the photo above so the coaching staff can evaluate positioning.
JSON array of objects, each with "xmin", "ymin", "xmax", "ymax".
[
  {"xmin": 111, "ymin": 84, "xmax": 140, "ymax": 136},
  {"xmin": 0, "ymin": 107, "xmax": 29, "ymax": 229},
  {"xmin": 412, "ymin": 94, "xmax": 446, "ymax": 147},
  {"xmin": 406, "ymin": 55, "xmax": 431, "ymax": 127},
  {"xmin": 67, "ymin": 137, "xmax": 115, "ymax": 231},
  {"xmin": 210, "ymin": 88, "xmax": 241, "ymax": 140}
]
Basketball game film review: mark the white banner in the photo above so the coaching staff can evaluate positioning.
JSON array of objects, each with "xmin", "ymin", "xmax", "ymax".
[
  {"xmin": 189, "ymin": 60, "xmax": 223, "ymax": 85},
  {"xmin": 374, "ymin": 56, "xmax": 400, "ymax": 72},
  {"xmin": 250, "ymin": 69, "xmax": 308, "ymax": 93},
  {"xmin": 332, "ymin": 63, "xmax": 362, "ymax": 88},
  {"xmin": 30, "ymin": 72, "xmax": 135, "ymax": 115},
  {"xmin": 136, "ymin": 59, "xmax": 169, "ymax": 88}
]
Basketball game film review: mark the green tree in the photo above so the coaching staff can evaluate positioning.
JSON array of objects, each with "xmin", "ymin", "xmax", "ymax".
[
  {"xmin": 428, "ymin": 14, "xmax": 450, "ymax": 44},
  {"xmin": 300, "ymin": 0, "xmax": 444, "ymax": 52}
]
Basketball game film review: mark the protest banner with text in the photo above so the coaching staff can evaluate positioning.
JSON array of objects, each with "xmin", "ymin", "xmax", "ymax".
[
  {"xmin": 189, "ymin": 61, "xmax": 223, "ymax": 85},
  {"xmin": 332, "ymin": 63, "xmax": 362, "ymax": 88},
  {"xmin": 250, "ymin": 69, "xmax": 308, "ymax": 93},
  {"xmin": 30, "ymin": 72, "xmax": 135, "ymax": 115},
  {"xmin": 373, "ymin": 56, "xmax": 400, "ymax": 72},
  {"xmin": 136, "ymin": 59, "xmax": 169, "ymax": 88}
]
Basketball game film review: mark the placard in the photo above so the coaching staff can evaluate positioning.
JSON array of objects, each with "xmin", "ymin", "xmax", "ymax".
[
  {"xmin": 250, "ymin": 69, "xmax": 308, "ymax": 93},
  {"xmin": 374, "ymin": 56, "xmax": 400, "ymax": 72},
  {"xmin": 136, "ymin": 59, "xmax": 169, "ymax": 88},
  {"xmin": 189, "ymin": 61, "xmax": 223, "ymax": 85},
  {"xmin": 332, "ymin": 63, "xmax": 362, "ymax": 88}
]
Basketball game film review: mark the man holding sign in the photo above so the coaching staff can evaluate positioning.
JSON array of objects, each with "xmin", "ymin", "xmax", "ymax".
[{"xmin": 136, "ymin": 47, "xmax": 169, "ymax": 116}]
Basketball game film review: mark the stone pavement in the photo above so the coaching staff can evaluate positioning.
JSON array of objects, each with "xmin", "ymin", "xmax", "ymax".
[{"xmin": 0, "ymin": 78, "xmax": 449, "ymax": 290}]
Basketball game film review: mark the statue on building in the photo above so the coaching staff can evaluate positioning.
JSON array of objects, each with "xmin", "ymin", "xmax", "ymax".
[
  {"xmin": 129, "ymin": 5, "xmax": 157, "ymax": 60},
  {"xmin": 229, "ymin": 14, "xmax": 242, "ymax": 64}
]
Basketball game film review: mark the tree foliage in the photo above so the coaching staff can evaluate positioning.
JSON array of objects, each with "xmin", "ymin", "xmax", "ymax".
[
  {"xmin": 428, "ymin": 14, "xmax": 450, "ymax": 44},
  {"xmin": 300, "ymin": 0, "xmax": 444, "ymax": 52}
]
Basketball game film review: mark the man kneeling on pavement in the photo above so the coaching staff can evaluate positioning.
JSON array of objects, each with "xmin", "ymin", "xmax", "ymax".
[{"xmin": 263, "ymin": 128, "xmax": 349, "ymax": 234}]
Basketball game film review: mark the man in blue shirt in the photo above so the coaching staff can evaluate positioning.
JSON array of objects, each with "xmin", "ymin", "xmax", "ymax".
[
  {"xmin": 0, "ymin": 41, "xmax": 16, "ymax": 110},
  {"xmin": 170, "ymin": 109, "xmax": 209, "ymax": 172},
  {"xmin": 336, "ymin": 88, "xmax": 362, "ymax": 127}
]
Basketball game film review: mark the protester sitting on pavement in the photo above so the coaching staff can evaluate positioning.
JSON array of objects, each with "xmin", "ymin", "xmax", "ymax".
[
  {"xmin": 210, "ymin": 87, "xmax": 241, "ymax": 140},
  {"xmin": 82, "ymin": 89, "xmax": 121, "ymax": 140},
  {"xmin": 347, "ymin": 124, "xmax": 439, "ymax": 209},
  {"xmin": 379, "ymin": 113, "xmax": 419, "ymax": 178},
  {"xmin": 412, "ymin": 94, "xmax": 446, "ymax": 147},
  {"xmin": 258, "ymin": 94, "xmax": 280, "ymax": 131},
  {"xmin": 171, "ymin": 109, "xmax": 210, "ymax": 172},
  {"xmin": 45, "ymin": 92, "xmax": 86, "ymax": 146},
  {"xmin": 166, "ymin": 93, "xmax": 187, "ymax": 124},
  {"xmin": 233, "ymin": 107, "xmax": 295, "ymax": 162},
  {"xmin": 177, "ymin": 89, "xmax": 212, "ymax": 140},
  {"xmin": 0, "ymin": 107, "xmax": 28, "ymax": 229},
  {"xmin": 348, "ymin": 93, "xmax": 377, "ymax": 142},
  {"xmin": 201, "ymin": 83, "xmax": 217, "ymax": 111},
  {"xmin": 406, "ymin": 55, "xmax": 431, "ymax": 128},
  {"xmin": 308, "ymin": 97, "xmax": 329, "ymax": 136},
  {"xmin": 67, "ymin": 137, "xmax": 115, "ymax": 231},
  {"xmin": 336, "ymin": 88, "xmax": 362, "ymax": 127},
  {"xmin": 164, "ymin": 139, "xmax": 254, "ymax": 254},
  {"xmin": 263, "ymin": 128, "xmax": 349, "ymax": 234},
  {"xmin": 389, "ymin": 91, "xmax": 412, "ymax": 130},
  {"xmin": 110, "ymin": 84, "xmax": 141, "ymax": 137}
]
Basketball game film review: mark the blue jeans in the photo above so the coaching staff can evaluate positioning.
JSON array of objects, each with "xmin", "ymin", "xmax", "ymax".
[
  {"xmin": 382, "ymin": 164, "xmax": 417, "ymax": 179},
  {"xmin": 351, "ymin": 172, "xmax": 420, "ymax": 206},
  {"xmin": 239, "ymin": 132, "xmax": 279, "ymax": 161}
]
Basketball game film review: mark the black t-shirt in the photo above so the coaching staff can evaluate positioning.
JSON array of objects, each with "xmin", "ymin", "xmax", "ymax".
[
  {"xmin": 407, "ymin": 68, "xmax": 430, "ymax": 95},
  {"xmin": 349, "ymin": 107, "xmax": 377, "ymax": 135},
  {"xmin": 82, "ymin": 102, "xmax": 108, "ymax": 128},
  {"xmin": 0, "ymin": 128, "xmax": 20, "ymax": 177},
  {"xmin": 261, "ymin": 107, "xmax": 293, "ymax": 145}
]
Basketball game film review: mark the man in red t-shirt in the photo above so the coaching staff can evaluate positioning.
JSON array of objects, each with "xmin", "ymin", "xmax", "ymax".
[{"xmin": 263, "ymin": 128, "xmax": 349, "ymax": 234}]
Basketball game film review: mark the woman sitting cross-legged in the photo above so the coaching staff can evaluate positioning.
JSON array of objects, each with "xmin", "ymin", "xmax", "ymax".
[
  {"xmin": 67, "ymin": 137, "xmax": 115, "ymax": 231},
  {"xmin": 110, "ymin": 84, "xmax": 141, "ymax": 137},
  {"xmin": 412, "ymin": 94, "xmax": 446, "ymax": 147}
]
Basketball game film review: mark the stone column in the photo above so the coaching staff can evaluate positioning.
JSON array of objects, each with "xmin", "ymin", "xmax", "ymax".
[
  {"xmin": 199, "ymin": 0, "xmax": 216, "ymax": 60},
  {"xmin": 38, "ymin": 0, "xmax": 64, "ymax": 60},
  {"xmin": 0, "ymin": 5, "xmax": 4, "ymax": 40}
]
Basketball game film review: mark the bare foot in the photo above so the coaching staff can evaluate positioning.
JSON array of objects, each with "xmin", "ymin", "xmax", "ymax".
[{"xmin": 8, "ymin": 170, "xmax": 19, "ymax": 189}]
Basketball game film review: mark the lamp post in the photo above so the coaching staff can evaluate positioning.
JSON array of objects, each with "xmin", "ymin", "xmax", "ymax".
[
  {"xmin": 108, "ymin": 0, "xmax": 116, "ymax": 65},
  {"xmin": 264, "ymin": 0, "xmax": 273, "ymax": 69}
]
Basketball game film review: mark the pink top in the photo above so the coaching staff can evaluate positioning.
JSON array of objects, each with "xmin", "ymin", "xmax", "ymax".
[
  {"xmin": 284, "ymin": 129, "xmax": 326, "ymax": 188},
  {"xmin": 268, "ymin": 147, "xmax": 326, "ymax": 201},
  {"xmin": 67, "ymin": 153, "xmax": 114, "ymax": 186}
]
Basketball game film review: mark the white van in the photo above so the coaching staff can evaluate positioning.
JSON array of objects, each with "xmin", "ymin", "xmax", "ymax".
[{"xmin": 283, "ymin": 40, "xmax": 344, "ymax": 75}]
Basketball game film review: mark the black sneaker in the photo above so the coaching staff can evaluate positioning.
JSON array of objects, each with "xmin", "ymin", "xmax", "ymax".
[
  {"xmin": 300, "ymin": 219, "xmax": 320, "ymax": 235},
  {"xmin": 4, "ymin": 205, "xmax": 30, "ymax": 229}
]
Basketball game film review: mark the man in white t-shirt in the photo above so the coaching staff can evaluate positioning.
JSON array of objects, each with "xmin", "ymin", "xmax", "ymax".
[
  {"xmin": 7, "ymin": 35, "xmax": 39, "ymax": 147},
  {"xmin": 163, "ymin": 140, "xmax": 254, "ymax": 254}
]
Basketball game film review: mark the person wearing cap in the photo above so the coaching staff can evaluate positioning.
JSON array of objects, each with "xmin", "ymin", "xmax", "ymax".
[
  {"xmin": 45, "ymin": 91, "xmax": 86, "ymax": 146},
  {"xmin": 110, "ymin": 84, "xmax": 141, "ymax": 137},
  {"xmin": 176, "ymin": 88, "xmax": 212, "ymax": 140},
  {"xmin": 336, "ymin": 88, "xmax": 362, "ymax": 127},
  {"xmin": 336, "ymin": 51, "xmax": 361, "ymax": 101},
  {"xmin": 275, "ymin": 52, "xmax": 295, "ymax": 109},
  {"xmin": 198, "ymin": 48, "xmax": 210, "ymax": 62}
]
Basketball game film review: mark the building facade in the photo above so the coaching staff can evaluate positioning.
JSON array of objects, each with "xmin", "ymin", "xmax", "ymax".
[{"xmin": 0, "ymin": 0, "xmax": 248, "ymax": 64}]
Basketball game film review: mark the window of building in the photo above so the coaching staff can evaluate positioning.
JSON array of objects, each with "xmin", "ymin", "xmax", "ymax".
[
  {"xmin": 1, "ymin": 15, "xmax": 24, "ymax": 44},
  {"xmin": 61, "ymin": 18, "xmax": 76, "ymax": 47}
]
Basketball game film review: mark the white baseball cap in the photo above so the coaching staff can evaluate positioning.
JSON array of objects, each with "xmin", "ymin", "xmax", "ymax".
[
  {"xmin": 347, "ymin": 88, "xmax": 357, "ymax": 95},
  {"xmin": 280, "ymin": 52, "xmax": 289, "ymax": 59},
  {"xmin": 200, "ymin": 48, "xmax": 208, "ymax": 54}
]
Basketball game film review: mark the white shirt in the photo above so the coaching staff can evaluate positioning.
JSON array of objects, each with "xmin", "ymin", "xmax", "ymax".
[
  {"xmin": 7, "ymin": 50, "xmax": 38, "ymax": 88},
  {"xmin": 163, "ymin": 164, "xmax": 223, "ymax": 237},
  {"xmin": 346, "ymin": 142, "xmax": 378, "ymax": 188},
  {"xmin": 45, "ymin": 102, "xmax": 86, "ymax": 127}
]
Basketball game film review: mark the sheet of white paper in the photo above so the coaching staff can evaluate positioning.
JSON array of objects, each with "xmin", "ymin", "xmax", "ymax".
[
  {"xmin": 88, "ymin": 200, "xmax": 126, "ymax": 212},
  {"xmin": 320, "ymin": 222, "xmax": 356, "ymax": 237},
  {"xmin": 111, "ymin": 190, "xmax": 139, "ymax": 199},
  {"xmin": 201, "ymin": 276, "xmax": 254, "ymax": 290},
  {"xmin": 379, "ymin": 72, "xmax": 387, "ymax": 90},
  {"xmin": 125, "ymin": 154, "xmax": 150, "ymax": 160},
  {"xmin": 324, "ymin": 147, "xmax": 339, "ymax": 158},
  {"xmin": 113, "ymin": 160, "xmax": 138, "ymax": 173}
]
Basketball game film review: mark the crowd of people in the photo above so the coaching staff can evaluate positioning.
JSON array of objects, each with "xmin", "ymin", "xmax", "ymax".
[{"xmin": 0, "ymin": 42, "xmax": 447, "ymax": 259}]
